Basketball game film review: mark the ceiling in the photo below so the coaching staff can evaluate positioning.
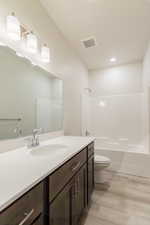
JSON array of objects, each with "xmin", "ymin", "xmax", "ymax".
[{"xmin": 41, "ymin": 0, "xmax": 150, "ymax": 69}]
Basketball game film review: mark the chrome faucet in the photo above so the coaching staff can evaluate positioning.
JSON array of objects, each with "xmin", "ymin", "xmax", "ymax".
[
  {"xmin": 25, "ymin": 128, "xmax": 42, "ymax": 148},
  {"xmin": 32, "ymin": 129, "xmax": 41, "ymax": 147}
]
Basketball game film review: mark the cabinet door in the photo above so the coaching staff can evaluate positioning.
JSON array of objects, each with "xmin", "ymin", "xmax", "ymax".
[
  {"xmin": 49, "ymin": 149, "xmax": 86, "ymax": 202},
  {"xmin": 72, "ymin": 165, "xmax": 87, "ymax": 225},
  {"xmin": 87, "ymin": 155, "xmax": 94, "ymax": 204},
  {"xmin": 49, "ymin": 182, "xmax": 72, "ymax": 225}
]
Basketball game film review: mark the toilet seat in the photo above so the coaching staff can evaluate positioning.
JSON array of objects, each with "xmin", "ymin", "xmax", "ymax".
[{"xmin": 95, "ymin": 155, "xmax": 111, "ymax": 165}]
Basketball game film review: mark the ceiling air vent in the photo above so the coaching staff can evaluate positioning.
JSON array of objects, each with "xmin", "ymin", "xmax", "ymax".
[{"xmin": 82, "ymin": 37, "xmax": 96, "ymax": 48}]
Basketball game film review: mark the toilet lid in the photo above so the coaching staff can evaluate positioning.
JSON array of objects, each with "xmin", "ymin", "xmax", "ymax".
[{"xmin": 95, "ymin": 155, "xmax": 111, "ymax": 164}]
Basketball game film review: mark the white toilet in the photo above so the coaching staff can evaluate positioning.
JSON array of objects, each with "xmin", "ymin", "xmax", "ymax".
[{"xmin": 94, "ymin": 155, "xmax": 111, "ymax": 187}]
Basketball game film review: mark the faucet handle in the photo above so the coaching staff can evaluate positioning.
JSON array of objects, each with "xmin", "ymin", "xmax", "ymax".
[{"xmin": 33, "ymin": 128, "xmax": 42, "ymax": 135}]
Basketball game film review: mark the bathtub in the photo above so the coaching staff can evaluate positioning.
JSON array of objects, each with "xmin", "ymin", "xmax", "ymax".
[
  {"xmin": 94, "ymin": 137, "xmax": 150, "ymax": 178},
  {"xmin": 95, "ymin": 137, "xmax": 147, "ymax": 153}
]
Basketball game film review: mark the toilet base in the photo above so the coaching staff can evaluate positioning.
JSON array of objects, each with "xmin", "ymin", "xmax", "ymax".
[{"xmin": 95, "ymin": 169, "xmax": 112, "ymax": 187}]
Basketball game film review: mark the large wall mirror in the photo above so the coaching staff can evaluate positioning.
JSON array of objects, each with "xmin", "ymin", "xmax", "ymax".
[{"xmin": 0, "ymin": 46, "xmax": 63, "ymax": 140}]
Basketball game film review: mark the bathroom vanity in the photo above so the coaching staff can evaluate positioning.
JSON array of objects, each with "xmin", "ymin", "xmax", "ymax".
[
  {"xmin": 0, "ymin": 136, "xmax": 95, "ymax": 225},
  {"xmin": 0, "ymin": 39, "xmax": 95, "ymax": 225}
]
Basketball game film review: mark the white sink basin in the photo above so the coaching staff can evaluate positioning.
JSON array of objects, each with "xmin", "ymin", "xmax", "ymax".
[
  {"xmin": 0, "ymin": 149, "xmax": 12, "ymax": 154},
  {"xmin": 30, "ymin": 144, "xmax": 68, "ymax": 156}
]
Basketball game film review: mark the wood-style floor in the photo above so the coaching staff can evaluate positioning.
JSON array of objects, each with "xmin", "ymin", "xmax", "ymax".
[{"xmin": 84, "ymin": 172, "xmax": 150, "ymax": 225}]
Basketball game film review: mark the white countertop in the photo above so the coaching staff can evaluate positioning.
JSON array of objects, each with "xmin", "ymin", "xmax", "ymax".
[{"xmin": 0, "ymin": 136, "xmax": 95, "ymax": 212}]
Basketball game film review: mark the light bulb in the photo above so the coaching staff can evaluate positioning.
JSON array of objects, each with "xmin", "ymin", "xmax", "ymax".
[
  {"xmin": 41, "ymin": 45, "xmax": 50, "ymax": 63},
  {"xmin": 110, "ymin": 57, "xmax": 117, "ymax": 62},
  {"xmin": 26, "ymin": 32, "xmax": 38, "ymax": 54},
  {"xmin": 6, "ymin": 13, "xmax": 21, "ymax": 41},
  {"xmin": 99, "ymin": 101, "xmax": 106, "ymax": 107}
]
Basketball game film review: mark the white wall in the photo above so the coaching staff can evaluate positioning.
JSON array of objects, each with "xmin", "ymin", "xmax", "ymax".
[
  {"xmin": 89, "ymin": 62, "xmax": 143, "ymax": 96},
  {"xmin": 0, "ymin": 0, "xmax": 89, "ymax": 136}
]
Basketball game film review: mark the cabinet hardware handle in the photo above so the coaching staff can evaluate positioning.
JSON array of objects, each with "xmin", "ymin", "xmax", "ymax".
[
  {"xmin": 18, "ymin": 209, "xmax": 34, "ymax": 225},
  {"xmin": 71, "ymin": 162, "xmax": 81, "ymax": 172}
]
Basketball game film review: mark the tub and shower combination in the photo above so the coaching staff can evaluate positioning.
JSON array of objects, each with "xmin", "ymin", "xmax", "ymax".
[{"xmin": 82, "ymin": 92, "xmax": 150, "ymax": 178}]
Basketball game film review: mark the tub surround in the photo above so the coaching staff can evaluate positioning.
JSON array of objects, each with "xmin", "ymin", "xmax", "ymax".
[
  {"xmin": 0, "ymin": 136, "xmax": 95, "ymax": 212},
  {"xmin": 95, "ymin": 148, "xmax": 150, "ymax": 179}
]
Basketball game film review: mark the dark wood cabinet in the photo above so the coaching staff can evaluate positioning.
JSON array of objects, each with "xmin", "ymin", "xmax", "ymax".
[
  {"xmin": 49, "ymin": 149, "xmax": 86, "ymax": 202},
  {"xmin": 87, "ymin": 142, "xmax": 94, "ymax": 158},
  {"xmin": 49, "ymin": 164, "xmax": 87, "ymax": 225},
  {"xmin": 49, "ymin": 181, "xmax": 72, "ymax": 225},
  {"xmin": 32, "ymin": 215, "xmax": 43, "ymax": 225},
  {"xmin": 87, "ymin": 155, "xmax": 94, "ymax": 204},
  {"xmin": 0, "ymin": 183, "xmax": 43, "ymax": 225},
  {"xmin": 1, "ymin": 142, "xmax": 94, "ymax": 225},
  {"xmin": 72, "ymin": 164, "xmax": 87, "ymax": 225}
]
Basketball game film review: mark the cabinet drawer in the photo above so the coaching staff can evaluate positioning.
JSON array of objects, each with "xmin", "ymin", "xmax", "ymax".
[
  {"xmin": 88, "ymin": 142, "xmax": 94, "ymax": 158},
  {"xmin": 49, "ymin": 149, "xmax": 86, "ymax": 202},
  {"xmin": 0, "ymin": 182, "xmax": 43, "ymax": 225}
]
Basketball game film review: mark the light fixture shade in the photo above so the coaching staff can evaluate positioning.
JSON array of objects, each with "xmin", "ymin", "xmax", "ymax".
[
  {"xmin": 6, "ymin": 13, "xmax": 21, "ymax": 41},
  {"xmin": 26, "ymin": 33, "xmax": 38, "ymax": 54},
  {"xmin": 41, "ymin": 45, "xmax": 50, "ymax": 63}
]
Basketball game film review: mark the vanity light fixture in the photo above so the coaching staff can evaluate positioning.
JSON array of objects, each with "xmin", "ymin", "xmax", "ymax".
[
  {"xmin": 4, "ymin": 14, "xmax": 51, "ymax": 66},
  {"xmin": 26, "ymin": 32, "xmax": 38, "ymax": 54},
  {"xmin": 41, "ymin": 44, "xmax": 50, "ymax": 63},
  {"xmin": 6, "ymin": 13, "xmax": 21, "ymax": 41}
]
